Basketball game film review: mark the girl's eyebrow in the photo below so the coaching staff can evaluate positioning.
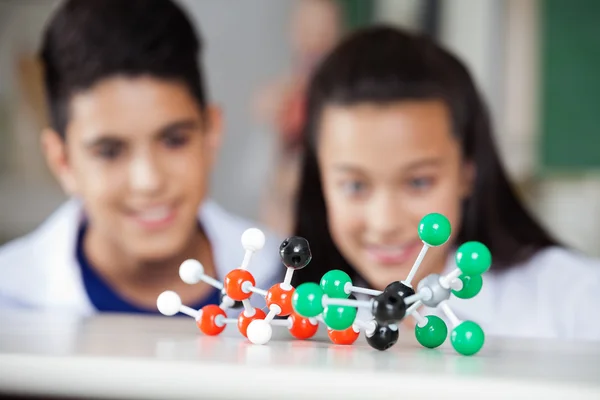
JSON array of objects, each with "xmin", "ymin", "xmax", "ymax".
[
  {"xmin": 332, "ymin": 158, "xmax": 442, "ymax": 174},
  {"xmin": 403, "ymin": 158, "xmax": 443, "ymax": 171}
]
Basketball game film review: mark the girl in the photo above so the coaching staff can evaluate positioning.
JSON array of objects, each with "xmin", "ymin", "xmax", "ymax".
[{"xmin": 291, "ymin": 26, "xmax": 600, "ymax": 340}]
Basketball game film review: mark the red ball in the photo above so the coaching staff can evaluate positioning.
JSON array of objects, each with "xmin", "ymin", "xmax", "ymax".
[
  {"xmin": 289, "ymin": 312, "xmax": 319, "ymax": 340},
  {"xmin": 266, "ymin": 284, "xmax": 295, "ymax": 316},
  {"xmin": 197, "ymin": 305, "xmax": 226, "ymax": 336},
  {"xmin": 328, "ymin": 325, "xmax": 360, "ymax": 345},
  {"xmin": 237, "ymin": 308, "xmax": 267, "ymax": 338},
  {"xmin": 224, "ymin": 269, "xmax": 256, "ymax": 301}
]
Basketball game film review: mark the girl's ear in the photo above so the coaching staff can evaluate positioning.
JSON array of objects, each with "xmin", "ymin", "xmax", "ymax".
[{"xmin": 461, "ymin": 160, "xmax": 476, "ymax": 199}]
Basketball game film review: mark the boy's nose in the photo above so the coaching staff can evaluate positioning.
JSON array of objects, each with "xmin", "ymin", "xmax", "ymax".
[{"xmin": 129, "ymin": 155, "xmax": 164, "ymax": 194}]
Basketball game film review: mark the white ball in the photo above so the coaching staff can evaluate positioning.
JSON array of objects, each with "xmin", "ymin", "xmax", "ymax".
[
  {"xmin": 246, "ymin": 319, "xmax": 273, "ymax": 345},
  {"xmin": 179, "ymin": 259, "xmax": 204, "ymax": 284},
  {"xmin": 156, "ymin": 291, "xmax": 181, "ymax": 316},
  {"xmin": 241, "ymin": 228, "xmax": 266, "ymax": 252}
]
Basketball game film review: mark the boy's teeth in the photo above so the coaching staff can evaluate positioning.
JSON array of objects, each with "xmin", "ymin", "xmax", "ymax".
[{"xmin": 138, "ymin": 207, "xmax": 170, "ymax": 221}]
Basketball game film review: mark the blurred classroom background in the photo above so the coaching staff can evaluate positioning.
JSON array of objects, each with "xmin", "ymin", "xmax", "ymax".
[{"xmin": 1, "ymin": 0, "xmax": 599, "ymax": 256}]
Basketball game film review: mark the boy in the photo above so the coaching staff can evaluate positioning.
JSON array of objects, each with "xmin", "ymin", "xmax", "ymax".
[{"xmin": 0, "ymin": 0, "xmax": 282, "ymax": 314}]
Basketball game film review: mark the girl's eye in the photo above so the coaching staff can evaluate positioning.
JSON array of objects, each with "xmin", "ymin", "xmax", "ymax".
[
  {"xmin": 341, "ymin": 180, "xmax": 367, "ymax": 195},
  {"xmin": 408, "ymin": 177, "xmax": 433, "ymax": 190}
]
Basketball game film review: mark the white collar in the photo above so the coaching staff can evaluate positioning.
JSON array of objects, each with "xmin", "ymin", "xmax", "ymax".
[{"xmin": 33, "ymin": 197, "xmax": 279, "ymax": 314}]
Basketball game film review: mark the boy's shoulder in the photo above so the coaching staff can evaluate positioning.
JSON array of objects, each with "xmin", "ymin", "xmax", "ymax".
[
  {"xmin": 0, "ymin": 198, "xmax": 287, "ymax": 311},
  {"xmin": 0, "ymin": 199, "xmax": 84, "ymax": 310},
  {"xmin": 0, "ymin": 233, "xmax": 39, "ymax": 308}
]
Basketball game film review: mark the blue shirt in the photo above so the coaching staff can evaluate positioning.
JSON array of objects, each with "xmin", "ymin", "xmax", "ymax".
[{"xmin": 76, "ymin": 223, "xmax": 221, "ymax": 314}]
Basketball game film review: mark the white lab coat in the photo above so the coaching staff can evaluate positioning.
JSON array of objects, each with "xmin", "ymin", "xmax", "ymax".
[
  {"xmin": 0, "ymin": 198, "xmax": 283, "ymax": 315},
  {"xmin": 356, "ymin": 246, "xmax": 600, "ymax": 341}
]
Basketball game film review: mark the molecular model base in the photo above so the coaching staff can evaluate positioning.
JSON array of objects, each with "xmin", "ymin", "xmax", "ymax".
[{"xmin": 157, "ymin": 213, "xmax": 491, "ymax": 356}]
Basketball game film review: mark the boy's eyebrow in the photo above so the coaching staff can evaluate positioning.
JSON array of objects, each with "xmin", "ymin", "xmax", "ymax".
[
  {"xmin": 155, "ymin": 119, "xmax": 201, "ymax": 137},
  {"xmin": 83, "ymin": 119, "xmax": 201, "ymax": 147},
  {"xmin": 83, "ymin": 135, "xmax": 125, "ymax": 148}
]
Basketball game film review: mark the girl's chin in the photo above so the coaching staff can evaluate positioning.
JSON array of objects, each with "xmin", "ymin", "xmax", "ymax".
[{"xmin": 360, "ymin": 267, "xmax": 412, "ymax": 291}]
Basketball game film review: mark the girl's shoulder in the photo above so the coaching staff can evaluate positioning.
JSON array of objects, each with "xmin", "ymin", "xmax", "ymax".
[
  {"xmin": 484, "ymin": 246, "xmax": 600, "ymax": 340},
  {"xmin": 496, "ymin": 246, "xmax": 600, "ymax": 284}
]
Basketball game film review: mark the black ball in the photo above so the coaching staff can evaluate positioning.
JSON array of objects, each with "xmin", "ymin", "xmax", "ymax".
[
  {"xmin": 384, "ymin": 281, "xmax": 415, "ymax": 300},
  {"xmin": 371, "ymin": 290, "xmax": 408, "ymax": 323},
  {"xmin": 366, "ymin": 322, "xmax": 399, "ymax": 351},
  {"xmin": 279, "ymin": 236, "xmax": 312, "ymax": 270},
  {"xmin": 220, "ymin": 289, "xmax": 243, "ymax": 309}
]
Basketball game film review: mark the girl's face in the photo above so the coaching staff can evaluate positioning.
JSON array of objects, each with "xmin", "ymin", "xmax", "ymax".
[{"xmin": 317, "ymin": 100, "xmax": 474, "ymax": 290}]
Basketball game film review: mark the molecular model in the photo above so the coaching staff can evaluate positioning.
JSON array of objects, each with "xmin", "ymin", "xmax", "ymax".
[
  {"xmin": 156, "ymin": 228, "xmax": 321, "ymax": 345},
  {"xmin": 156, "ymin": 213, "xmax": 490, "ymax": 356},
  {"xmin": 291, "ymin": 213, "xmax": 491, "ymax": 356}
]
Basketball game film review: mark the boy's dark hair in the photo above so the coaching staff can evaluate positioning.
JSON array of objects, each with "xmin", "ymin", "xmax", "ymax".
[
  {"xmin": 292, "ymin": 26, "xmax": 560, "ymax": 287},
  {"xmin": 40, "ymin": 0, "xmax": 207, "ymax": 138}
]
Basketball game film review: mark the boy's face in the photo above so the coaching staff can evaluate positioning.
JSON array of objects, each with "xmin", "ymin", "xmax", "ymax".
[
  {"xmin": 43, "ymin": 76, "xmax": 221, "ymax": 262},
  {"xmin": 317, "ymin": 100, "xmax": 473, "ymax": 290}
]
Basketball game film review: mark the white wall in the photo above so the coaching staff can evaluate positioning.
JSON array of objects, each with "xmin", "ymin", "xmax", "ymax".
[
  {"xmin": 0, "ymin": 0, "xmax": 65, "ymax": 241},
  {"xmin": 178, "ymin": 0, "xmax": 294, "ymax": 220},
  {"xmin": 439, "ymin": 0, "xmax": 505, "ymax": 157},
  {"xmin": 437, "ymin": 0, "xmax": 600, "ymax": 257}
]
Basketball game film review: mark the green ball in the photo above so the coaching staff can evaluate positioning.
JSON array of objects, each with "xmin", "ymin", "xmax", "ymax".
[
  {"xmin": 415, "ymin": 315, "xmax": 448, "ymax": 348},
  {"xmin": 418, "ymin": 213, "xmax": 451, "ymax": 247},
  {"xmin": 450, "ymin": 321, "xmax": 485, "ymax": 356},
  {"xmin": 323, "ymin": 305, "xmax": 357, "ymax": 331},
  {"xmin": 452, "ymin": 274, "xmax": 483, "ymax": 299},
  {"xmin": 455, "ymin": 242, "xmax": 492, "ymax": 275},
  {"xmin": 320, "ymin": 270, "xmax": 352, "ymax": 299},
  {"xmin": 292, "ymin": 283, "xmax": 324, "ymax": 318}
]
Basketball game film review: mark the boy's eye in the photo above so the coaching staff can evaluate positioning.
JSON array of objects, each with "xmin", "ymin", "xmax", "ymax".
[
  {"xmin": 162, "ymin": 131, "xmax": 189, "ymax": 148},
  {"xmin": 96, "ymin": 143, "xmax": 123, "ymax": 160}
]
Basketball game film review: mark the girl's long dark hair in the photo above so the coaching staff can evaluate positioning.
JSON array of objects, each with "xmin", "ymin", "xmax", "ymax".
[{"xmin": 291, "ymin": 26, "xmax": 560, "ymax": 287}]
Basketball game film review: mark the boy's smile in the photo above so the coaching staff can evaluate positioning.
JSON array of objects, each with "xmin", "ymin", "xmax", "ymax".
[{"xmin": 125, "ymin": 201, "xmax": 179, "ymax": 231}]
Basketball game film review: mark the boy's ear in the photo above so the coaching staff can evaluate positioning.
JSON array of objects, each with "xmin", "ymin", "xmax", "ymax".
[
  {"xmin": 41, "ymin": 128, "xmax": 78, "ymax": 196},
  {"xmin": 204, "ymin": 104, "xmax": 223, "ymax": 167}
]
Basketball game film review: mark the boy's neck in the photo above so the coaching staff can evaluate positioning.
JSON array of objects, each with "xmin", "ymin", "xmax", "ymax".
[{"xmin": 83, "ymin": 225, "xmax": 217, "ymax": 309}]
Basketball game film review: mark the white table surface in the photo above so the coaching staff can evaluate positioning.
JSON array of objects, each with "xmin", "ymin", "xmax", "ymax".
[{"xmin": 1, "ymin": 309, "xmax": 600, "ymax": 399}]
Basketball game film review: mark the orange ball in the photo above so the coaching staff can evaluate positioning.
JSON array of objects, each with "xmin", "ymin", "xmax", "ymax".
[
  {"xmin": 224, "ymin": 269, "xmax": 256, "ymax": 301},
  {"xmin": 197, "ymin": 305, "xmax": 226, "ymax": 336},
  {"xmin": 237, "ymin": 308, "xmax": 267, "ymax": 338},
  {"xmin": 289, "ymin": 312, "xmax": 319, "ymax": 340},
  {"xmin": 328, "ymin": 325, "xmax": 360, "ymax": 345},
  {"xmin": 266, "ymin": 284, "xmax": 295, "ymax": 316}
]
